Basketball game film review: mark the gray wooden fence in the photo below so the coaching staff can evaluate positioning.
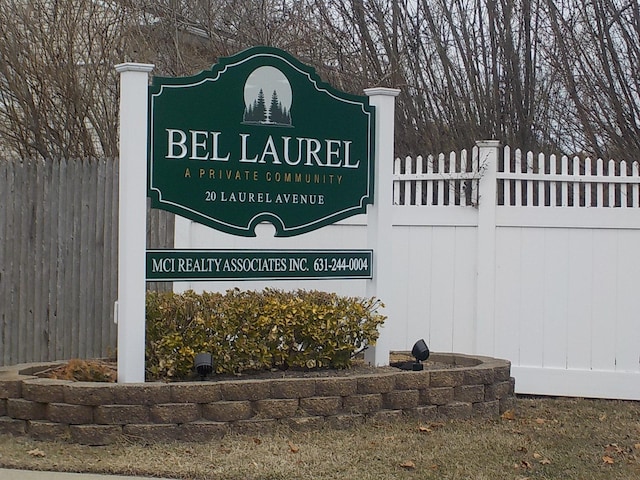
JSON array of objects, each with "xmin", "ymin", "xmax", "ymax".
[{"xmin": 0, "ymin": 157, "xmax": 174, "ymax": 366}]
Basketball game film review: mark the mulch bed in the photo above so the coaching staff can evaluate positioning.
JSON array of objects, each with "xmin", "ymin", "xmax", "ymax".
[{"xmin": 37, "ymin": 354, "xmax": 453, "ymax": 383}]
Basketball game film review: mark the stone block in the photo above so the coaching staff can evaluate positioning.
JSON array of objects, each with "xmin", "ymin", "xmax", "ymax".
[
  {"xmin": 494, "ymin": 363, "xmax": 512, "ymax": 381},
  {"xmin": 150, "ymin": 403, "xmax": 200, "ymax": 424},
  {"xmin": 463, "ymin": 367, "xmax": 495, "ymax": 386},
  {"xmin": 22, "ymin": 379, "xmax": 69, "ymax": 403},
  {"xmin": 27, "ymin": 420, "xmax": 70, "ymax": 441},
  {"xmin": 7, "ymin": 398, "xmax": 46, "ymax": 420},
  {"xmin": 94, "ymin": 405, "xmax": 150, "ymax": 425},
  {"xmin": 63, "ymin": 383, "xmax": 115, "ymax": 406},
  {"xmin": 315, "ymin": 377, "xmax": 357, "ymax": 396},
  {"xmin": 180, "ymin": 421, "xmax": 228, "ymax": 441},
  {"xmin": 280, "ymin": 416, "xmax": 325, "ymax": 432},
  {"xmin": 343, "ymin": 394, "xmax": 382, "ymax": 414},
  {"xmin": 357, "ymin": 373, "xmax": 396, "ymax": 394},
  {"xmin": 0, "ymin": 379, "xmax": 22, "ymax": 399},
  {"xmin": 500, "ymin": 396, "xmax": 517, "ymax": 414},
  {"xmin": 473, "ymin": 400, "xmax": 500, "ymax": 418},
  {"xmin": 299, "ymin": 396, "xmax": 342, "ymax": 416},
  {"xmin": 368, "ymin": 409, "xmax": 404, "ymax": 424},
  {"xmin": 253, "ymin": 399, "xmax": 299, "ymax": 419},
  {"xmin": 269, "ymin": 378, "xmax": 316, "ymax": 399},
  {"xmin": 430, "ymin": 369, "xmax": 465, "ymax": 387},
  {"xmin": 170, "ymin": 383, "xmax": 222, "ymax": 403},
  {"xmin": 454, "ymin": 385, "xmax": 485, "ymax": 403},
  {"xmin": 220, "ymin": 381, "xmax": 271, "ymax": 401},
  {"xmin": 421, "ymin": 387, "xmax": 454, "ymax": 405},
  {"xmin": 394, "ymin": 371, "xmax": 430, "ymax": 390},
  {"xmin": 485, "ymin": 381, "xmax": 512, "ymax": 401},
  {"xmin": 0, "ymin": 399, "xmax": 6, "ymax": 416},
  {"xmin": 438, "ymin": 401, "xmax": 472, "ymax": 420},
  {"xmin": 123, "ymin": 424, "xmax": 181, "ymax": 443},
  {"xmin": 202, "ymin": 401, "xmax": 253, "ymax": 422},
  {"xmin": 325, "ymin": 413, "xmax": 364, "ymax": 430},
  {"xmin": 383, "ymin": 390, "xmax": 419, "ymax": 410},
  {"xmin": 232, "ymin": 418, "xmax": 277, "ymax": 435},
  {"xmin": 47, "ymin": 403, "xmax": 93, "ymax": 424},
  {"xmin": 406, "ymin": 405, "xmax": 438, "ymax": 422},
  {"xmin": 0, "ymin": 416, "xmax": 27, "ymax": 435},
  {"xmin": 70, "ymin": 424, "xmax": 122, "ymax": 445},
  {"xmin": 112, "ymin": 384, "xmax": 171, "ymax": 405}
]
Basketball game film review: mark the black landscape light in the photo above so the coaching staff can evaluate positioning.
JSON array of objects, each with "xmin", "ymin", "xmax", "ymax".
[
  {"xmin": 411, "ymin": 339, "xmax": 430, "ymax": 371},
  {"xmin": 194, "ymin": 352, "xmax": 213, "ymax": 379}
]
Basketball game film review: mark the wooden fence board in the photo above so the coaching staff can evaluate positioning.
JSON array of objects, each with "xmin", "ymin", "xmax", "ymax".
[
  {"xmin": 0, "ymin": 157, "xmax": 174, "ymax": 366},
  {"xmin": 0, "ymin": 161, "xmax": 6, "ymax": 364}
]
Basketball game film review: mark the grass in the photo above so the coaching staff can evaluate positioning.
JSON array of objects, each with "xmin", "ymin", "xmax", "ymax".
[{"xmin": 1, "ymin": 396, "xmax": 639, "ymax": 479}]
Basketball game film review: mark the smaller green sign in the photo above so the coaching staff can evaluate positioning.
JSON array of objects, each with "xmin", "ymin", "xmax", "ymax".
[{"xmin": 147, "ymin": 249, "xmax": 373, "ymax": 281}]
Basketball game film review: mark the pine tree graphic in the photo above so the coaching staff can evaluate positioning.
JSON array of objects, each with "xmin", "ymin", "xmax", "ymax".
[
  {"xmin": 243, "ymin": 88, "xmax": 267, "ymax": 123},
  {"xmin": 243, "ymin": 88, "xmax": 291, "ymax": 126}
]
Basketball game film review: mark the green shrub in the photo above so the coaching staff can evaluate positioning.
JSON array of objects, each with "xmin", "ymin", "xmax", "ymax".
[{"xmin": 145, "ymin": 288, "xmax": 386, "ymax": 380}]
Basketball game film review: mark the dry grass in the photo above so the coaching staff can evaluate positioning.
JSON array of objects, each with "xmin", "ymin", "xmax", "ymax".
[{"xmin": 1, "ymin": 396, "xmax": 639, "ymax": 479}]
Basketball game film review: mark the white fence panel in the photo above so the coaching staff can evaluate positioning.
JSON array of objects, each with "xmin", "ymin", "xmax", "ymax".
[
  {"xmin": 493, "ymin": 145, "xmax": 640, "ymax": 400},
  {"xmin": 616, "ymin": 230, "xmax": 640, "ymax": 372},
  {"xmin": 566, "ymin": 228, "xmax": 594, "ymax": 371},
  {"xmin": 174, "ymin": 143, "xmax": 640, "ymax": 400}
]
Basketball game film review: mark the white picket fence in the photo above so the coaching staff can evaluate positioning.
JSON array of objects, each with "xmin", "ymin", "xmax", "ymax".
[{"xmin": 176, "ymin": 141, "xmax": 640, "ymax": 400}]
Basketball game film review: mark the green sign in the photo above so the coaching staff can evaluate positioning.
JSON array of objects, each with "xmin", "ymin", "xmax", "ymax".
[
  {"xmin": 147, "ymin": 250, "xmax": 373, "ymax": 281},
  {"xmin": 148, "ymin": 47, "xmax": 375, "ymax": 237}
]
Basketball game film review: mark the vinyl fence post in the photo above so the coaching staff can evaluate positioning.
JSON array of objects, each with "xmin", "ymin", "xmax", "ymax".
[
  {"xmin": 364, "ymin": 87, "xmax": 400, "ymax": 366},
  {"xmin": 475, "ymin": 140, "xmax": 501, "ymax": 356},
  {"xmin": 115, "ymin": 63, "xmax": 154, "ymax": 383}
]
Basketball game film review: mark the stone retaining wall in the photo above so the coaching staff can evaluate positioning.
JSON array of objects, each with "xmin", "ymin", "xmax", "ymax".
[{"xmin": 0, "ymin": 354, "xmax": 515, "ymax": 445}]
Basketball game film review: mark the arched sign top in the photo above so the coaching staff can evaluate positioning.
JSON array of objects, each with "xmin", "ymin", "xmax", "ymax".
[{"xmin": 148, "ymin": 46, "xmax": 376, "ymax": 237}]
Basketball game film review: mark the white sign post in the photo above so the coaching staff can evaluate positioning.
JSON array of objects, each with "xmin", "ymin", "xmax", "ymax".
[
  {"xmin": 115, "ymin": 63, "xmax": 154, "ymax": 383},
  {"xmin": 364, "ymin": 87, "xmax": 400, "ymax": 367}
]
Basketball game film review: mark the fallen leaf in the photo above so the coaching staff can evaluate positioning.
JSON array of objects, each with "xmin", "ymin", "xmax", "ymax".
[
  {"xmin": 252, "ymin": 438, "xmax": 262, "ymax": 445},
  {"xmin": 502, "ymin": 410, "xmax": 516, "ymax": 420},
  {"xmin": 535, "ymin": 418, "xmax": 546, "ymax": 425},
  {"xmin": 634, "ymin": 443, "xmax": 640, "ymax": 450},
  {"xmin": 603, "ymin": 455, "xmax": 615, "ymax": 465},
  {"xmin": 418, "ymin": 426, "xmax": 432, "ymax": 433},
  {"xmin": 533, "ymin": 452, "xmax": 542, "ymax": 459},
  {"xmin": 540, "ymin": 458, "xmax": 552, "ymax": 465},
  {"xmin": 605, "ymin": 443, "xmax": 623, "ymax": 454},
  {"xmin": 521, "ymin": 460, "xmax": 532, "ymax": 469},
  {"xmin": 399, "ymin": 460, "xmax": 416, "ymax": 469},
  {"xmin": 27, "ymin": 449, "xmax": 46, "ymax": 458},
  {"xmin": 288, "ymin": 441, "xmax": 299, "ymax": 454}
]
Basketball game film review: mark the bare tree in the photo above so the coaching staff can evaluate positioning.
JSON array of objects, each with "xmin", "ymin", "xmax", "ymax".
[
  {"xmin": 546, "ymin": 0, "xmax": 640, "ymax": 159},
  {"xmin": 2, "ymin": 0, "xmax": 640, "ymax": 160},
  {"xmin": 0, "ymin": 0, "xmax": 132, "ymax": 159}
]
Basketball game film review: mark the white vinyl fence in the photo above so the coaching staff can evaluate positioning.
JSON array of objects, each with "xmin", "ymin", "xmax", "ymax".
[{"xmin": 176, "ymin": 141, "xmax": 640, "ymax": 400}]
